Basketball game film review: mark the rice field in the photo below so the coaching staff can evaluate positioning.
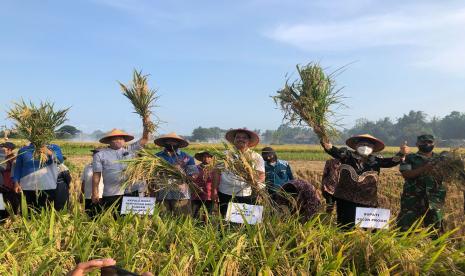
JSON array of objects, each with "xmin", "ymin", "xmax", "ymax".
[
  {"xmin": 9, "ymin": 139, "xmax": 452, "ymax": 160},
  {"xmin": 1, "ymin": 140, "xmax": 465, "ymax": 274}
]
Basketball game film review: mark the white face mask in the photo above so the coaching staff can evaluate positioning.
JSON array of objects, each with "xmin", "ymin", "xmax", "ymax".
[{"xmin": 357, "ymin": 146, "xmax": 373, "ymax": 156}]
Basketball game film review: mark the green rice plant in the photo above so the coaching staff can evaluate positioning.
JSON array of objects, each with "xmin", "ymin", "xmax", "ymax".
[
  {"xmin": 7, "ymin": 100, "xmax": 69, "ymax": 165},
  {"xmin": 119, "ymin": 69, "xmax": 159, "ymax": 133},
  {"xmin": 273, "ymin": 63, "xmax": 345, "ymax": 144},
  {"xmin": 1, "ymin": 201, "xmax": 465, "ymax": 274}
]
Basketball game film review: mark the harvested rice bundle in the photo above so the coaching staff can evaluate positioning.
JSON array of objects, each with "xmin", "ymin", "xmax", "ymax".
[
  {"xmin": 431, "ymin": 150, "xmax": 465, "ymax": 189},
  {"xmin": 122, "ymin": 149, "xmax": 201, "ymax": 195},
  {"xmin": 119, "ymin": 69, "xmax": 159, "ymax": 133},
  {"xmin": 7, "ymin": 100, "xmax": 69, "ymax": 165},
  {"xmin": 273, "ymin": 63, "xmax": 345, "ymax": 143},
  {"xmin": 210, "ymin": 143, "xmax": 272, "ymax": 206}
]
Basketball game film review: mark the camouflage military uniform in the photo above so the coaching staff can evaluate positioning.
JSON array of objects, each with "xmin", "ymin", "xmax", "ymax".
[{"xmin": 397, "ymin": 152, "xmax": 446, "ymax": 231}]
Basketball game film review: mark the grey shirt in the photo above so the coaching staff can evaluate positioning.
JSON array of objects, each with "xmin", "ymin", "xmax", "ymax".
[{"xmin": 92, "ymin": 140, "xmax": 142, "ymax": 197}]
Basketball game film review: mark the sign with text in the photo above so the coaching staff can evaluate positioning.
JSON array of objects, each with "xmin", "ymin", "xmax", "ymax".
[
  {"xmin": 226, "ymin": 202, "xmax": 263, "ymax": 225},
  {"xmin": 0, "ymin": 193, "xmax": 5, "ymax": 210},
  {"xmin": 355, "ymin": 207, "xmax": 390, "ymax": 229},
  {"xmin": 121, "ymin": 197, "xmax": 156, "ymax": 215}
]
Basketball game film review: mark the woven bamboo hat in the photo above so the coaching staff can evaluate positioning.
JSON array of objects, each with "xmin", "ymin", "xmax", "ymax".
[
  {"xmin": 346, "ymin": 134, "xmax": 385, "ymax": 152},
  {"xmin": 99, "ymin": 129, "xmax": 134, "ymax": 144},
  {"xmin": 154, "ymin": 132, "xmax": 189, "ymax": 148},
  {"xmin": 225, "ymin": 128, "xmax": 260, "ymax": 147}
]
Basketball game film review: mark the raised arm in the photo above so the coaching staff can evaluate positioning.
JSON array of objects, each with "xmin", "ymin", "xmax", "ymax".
[
  {"xmin": 139, "ymin": 115, "xmax": 152, "ymax": 147},
  {"xmin": 320, "ymin": 140, "xmax": 346, "ymax": 161},
  {"xmin": 378, "ymin": 142, "xmax": 410, "ymax": 169}
]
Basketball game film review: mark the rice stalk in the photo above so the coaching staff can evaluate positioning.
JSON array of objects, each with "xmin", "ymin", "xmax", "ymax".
[
  {"xmin": 273, "ymin": 63, "xmax": 345, "ymax": 144},
  {"xmin": 209, "ymin": 142, "xmax": 274, "ymax": 209},
  {"xmin": 119, "ymin": 69, "xmax": 159, "ymax": 133},
  {"xmin": 7, "ymin": 100, "xmax": 69, "ymax": 165},
  {"xmin": 121, "ymin": 149, "xmax": 201, "ymax": 196},
  {"xmin": 431, "ymin": 149, "xmax": 465, "ymax": 190}
]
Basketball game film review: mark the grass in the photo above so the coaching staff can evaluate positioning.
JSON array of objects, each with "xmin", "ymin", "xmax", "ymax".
[{"xmin": 1, "ymin": 203, "xmax": 464, "ymax": 275}]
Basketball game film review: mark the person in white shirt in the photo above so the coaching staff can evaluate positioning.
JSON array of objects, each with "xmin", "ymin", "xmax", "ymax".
[
  {"xmin": 92, "ymin": 127, "xmax": 150, "ymax": 212},
  {"xmin": 217, "ymin": 128, "xmax": 266, "ymax": 217},
  {"xmin": 81, "ymin": 149, "xmax": 103, "ymax": 216}
]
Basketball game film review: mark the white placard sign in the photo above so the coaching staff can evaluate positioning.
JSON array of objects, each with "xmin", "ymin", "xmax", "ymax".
[
  {"xmin": 0, "ymin": 193, "xmax": 5, "ymax": 210},
  {"xmin": 121, "ymin": 197, "xmax": 156, "ymax": 215},
  {"xmin": 226, "ymin": 202, "xmax": 263, "ymax": 225},
  {"xmin": 355, "ymin": 207, "xmax": 390, "ymax": 229}
]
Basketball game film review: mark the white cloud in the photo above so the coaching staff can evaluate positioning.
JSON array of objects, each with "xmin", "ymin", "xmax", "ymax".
[{"xmin": 265, "ymin": 4, "xmax": 465, "ymax": 74}]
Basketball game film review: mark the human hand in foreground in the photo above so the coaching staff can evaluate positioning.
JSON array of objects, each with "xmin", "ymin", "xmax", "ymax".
[
  {"xmin": 67, "ymin": 258, "xmax": 116, "ymax": 276},
  {"xmin": 67, "ymin": 258, "xmax": 154, "ymax": 276}
]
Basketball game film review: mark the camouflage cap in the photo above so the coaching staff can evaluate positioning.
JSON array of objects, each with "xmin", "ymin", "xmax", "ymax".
[{"xmin": 417, "ymin": 134, "xmax": 435, "ymax": 142}]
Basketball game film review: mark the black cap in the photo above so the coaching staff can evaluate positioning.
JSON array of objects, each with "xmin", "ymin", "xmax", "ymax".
[
  {"xmin": 417, "ymin": 134, "xmax": 435, "ymax": 143},
  {"xmin": 0, "ymin": 142, "xmax": 16, "ymax": 150}
]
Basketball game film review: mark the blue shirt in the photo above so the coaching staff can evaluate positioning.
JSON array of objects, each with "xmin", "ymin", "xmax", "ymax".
[
  {"xmin": 264, "ymin": 159, "xmax": 294, "ymax": 190},
  {"xmin": 13, "ymin": 144, "xmax": 64, "ymax": 190},
  {"xmin": 155, "ymin": 149, "xmax": 198, "ymax": 199}
]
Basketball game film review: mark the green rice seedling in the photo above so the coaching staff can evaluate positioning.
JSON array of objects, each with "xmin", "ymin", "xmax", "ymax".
[
  {"xmin": 119, "ymin": 69, "xmax": 159, "ymax": 133},
  {"xmin": 273, "ymin": 63, "xmax": 345, "ymax": 144},
  {"xmin": 7, "ymin": 100, "xmax": 69, "ymax": 165}
]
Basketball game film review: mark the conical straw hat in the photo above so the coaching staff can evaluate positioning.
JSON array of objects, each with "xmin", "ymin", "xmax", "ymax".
[
  {"xmin": 225, "ymin": 128, "xmax": 260, "ymax": 147},
  {"xmin": 154, "ymin": 132, "xmax": 189, "ymax": 148},
  {"xmin": 99, "ymin": 129, "xmax": 134, "ymax": 144},
  {"xmin": 346, "ymin": 134, "xmax": 385, "ymax": 152}
]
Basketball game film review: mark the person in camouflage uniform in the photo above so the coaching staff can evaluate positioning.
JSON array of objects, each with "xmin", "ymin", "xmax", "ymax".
[{"xmin": 397, "ymin": 134, "xmax": 446, "ymax": 232}]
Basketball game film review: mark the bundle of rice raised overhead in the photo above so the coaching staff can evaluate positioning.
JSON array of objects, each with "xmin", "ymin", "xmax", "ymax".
[
  {"xmin": 119, "ymin": 69, "xmax": 159, "ymax": 133},
  {"xmin": 7, "ymin": 100, "xmax": 69, "ymax": 164},
  {"xmin": 273, "ymin": 63, "xmax": 344, "ymax": 144}
]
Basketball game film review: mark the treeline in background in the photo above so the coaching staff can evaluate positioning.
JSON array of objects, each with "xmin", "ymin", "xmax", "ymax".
[{"xmin": 188, "ymin": 110, "xmax": 465, "ymax": 147}]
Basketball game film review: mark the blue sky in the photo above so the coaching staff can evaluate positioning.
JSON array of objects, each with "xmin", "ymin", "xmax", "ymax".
[{"xmin": 1, "ymin": 0, "xmax": 465, "ymax": 136}]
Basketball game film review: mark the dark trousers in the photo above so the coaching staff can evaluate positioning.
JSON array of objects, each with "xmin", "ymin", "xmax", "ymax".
[
  {"xmin": 218, "ymin": 192, "xmax": 255, "ymax": 217},
  {"xmin": 0, "ymin": 190, "xmax": 21, "ymax": 220},
  {"xmin": 84, "ymin": 199, "xmax": 100, "ymax": 218},
  {"xmin": 55, "ymin": 181, "xmax": 70, "ymax": 211},
  {"xmin": 323, "ymin": 191, "xmax": 337, "ymax": 214},
  {"xmin": 336, "ymin": 198, "xmax": 371, "ymax": 229},
  {"xmin": 99, "ymin": 191, "xmax": 139, "ymax": 213},
  {"xmin": 23, "ymin": 190, "xmax": 56, "ymax": 210},
  {"xmin": 192, "ymin": 200, "xmax": 215, "ymax": 218}
]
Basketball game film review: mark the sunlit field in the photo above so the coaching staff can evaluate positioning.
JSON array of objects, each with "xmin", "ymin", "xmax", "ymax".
[{"xmin": 1, "ymin": 140, "xmax": 464, "ymax": 274}]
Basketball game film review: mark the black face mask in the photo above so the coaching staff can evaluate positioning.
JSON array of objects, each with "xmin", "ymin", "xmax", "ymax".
[
  {"xmin": 165, "ymin": 145, "xmax": 179, "ymax": 153},
  {"xmin": 418, "ymin": 144, "xmax": 434, "ymax": 153}
]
